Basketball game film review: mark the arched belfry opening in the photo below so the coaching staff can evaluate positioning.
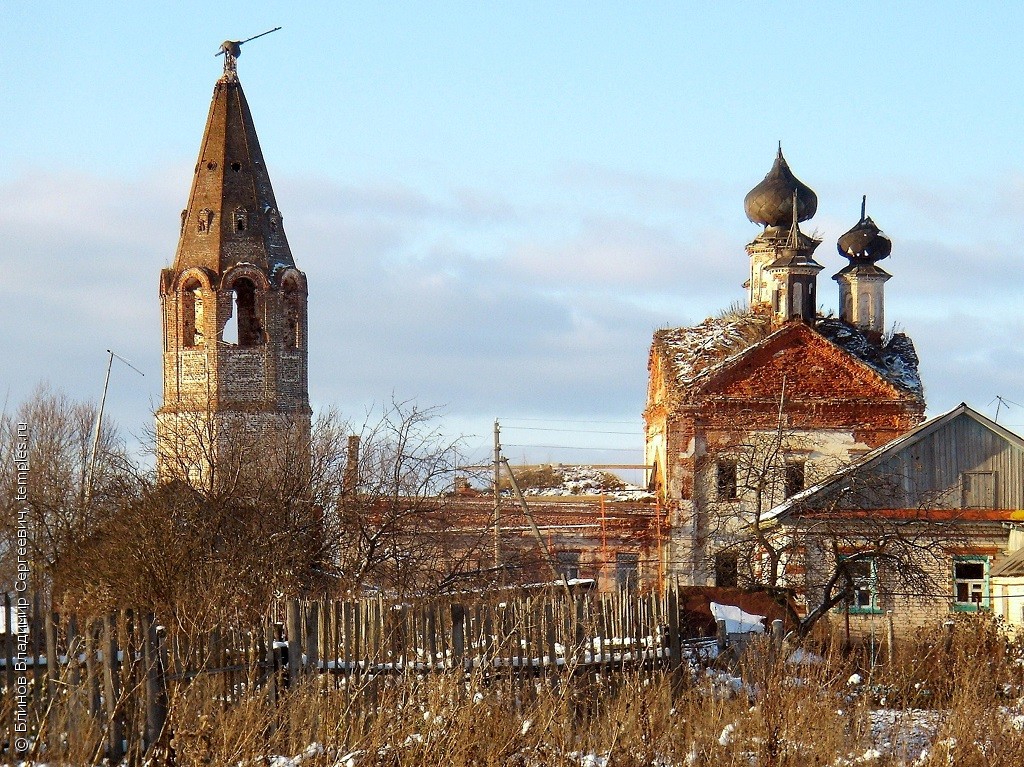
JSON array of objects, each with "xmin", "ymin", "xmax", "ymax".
[
  {"xmin": 282, "ymin": 273, "xmax": 304, "ymax": 350},
  {"xmin": 223, "ymin": 277, "xmax": 262, "ymax": 347},
  {"xmin": 181, "ymin": 280, "xmax": 205, "ymax": 348}
]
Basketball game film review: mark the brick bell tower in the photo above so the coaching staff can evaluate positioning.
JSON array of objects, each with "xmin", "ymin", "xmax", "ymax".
[{"xmin": 157, "ymin": 43, "xmax": 310, "ymax": 483}]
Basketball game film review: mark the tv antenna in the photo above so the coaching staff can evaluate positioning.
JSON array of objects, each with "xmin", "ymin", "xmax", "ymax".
[
  {"xmin": 216, "ymin": 26, "xmax": 282, "ymax": 75},
  {"xmin": 990, "ymin": 395, "xmax": 1021, "ymax": 423},
  {"xmin": 85, "ymin": 350, "xmax": 145, "ymax": 502}
]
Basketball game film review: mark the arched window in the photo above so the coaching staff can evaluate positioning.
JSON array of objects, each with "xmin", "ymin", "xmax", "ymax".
[
  {"xmin": 791, "ymin": 281, "xmax": 803, "ymax": 319},
  {"xmin": 282, "ymin": 275, "xmax": 303, "ymax": 350},
  {"xmin": 234, "ymin": 207, "xmax": 248, "ymax": 232},
  {"xmin": 181, "ymin": 281, "xmax": 204, "ymax": 348},
  {"xmin": 223, "ymin": 278, "xmax": 262, "ymax": 347}
]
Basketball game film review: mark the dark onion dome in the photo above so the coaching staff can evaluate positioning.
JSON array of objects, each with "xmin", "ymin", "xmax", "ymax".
[
  {"xmin": 837, "ymin": 196, "xmax": 892, "ymax": 262},
  {"xmin": 743, "ymin": 146, "xmax": 818, "ymax": 227}
]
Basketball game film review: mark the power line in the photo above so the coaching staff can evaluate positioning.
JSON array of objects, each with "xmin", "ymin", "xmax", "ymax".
[
  {"xmin": 503, "ymin": 443, "xmax": 643, "ymax": 452},
  {"xmin": 502, "ymin": 417, "xmax": 642, "ymax": 426},
  {"xmin": 503, "ymin": 426, "xmax": 640, "ymax": 435}
]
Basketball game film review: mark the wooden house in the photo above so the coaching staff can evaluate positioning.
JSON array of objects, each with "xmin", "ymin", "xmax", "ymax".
[{"xmin": 764, "ymin": 404, "xmax": 1024, "ymax": 633}]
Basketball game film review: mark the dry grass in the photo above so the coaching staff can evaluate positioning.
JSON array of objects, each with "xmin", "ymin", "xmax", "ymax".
[{"xmin": 9, "ymin": 617, "xmax": 1024, "ymax": 766}]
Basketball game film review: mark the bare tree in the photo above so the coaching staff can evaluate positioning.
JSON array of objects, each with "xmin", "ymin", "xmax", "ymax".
[
  {"xmin": 0, "ymin": 384, "xmax": 134, "ymax": 596},
  {"xmin": 696, "ymin": 416, "xmax": 957, "ymax": 637},
  {"xmin": 327, "ymin": 400, "xmax": 492, "ymax": 597}
]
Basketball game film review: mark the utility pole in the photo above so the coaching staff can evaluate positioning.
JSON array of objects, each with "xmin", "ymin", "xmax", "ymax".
[
  {"xmin": 86, "ymin": 350, "xmax": 144, "ymax": 503},
  {"xmin": 493, "ymin": 419, "xmax": 501, "ymax": 573}
]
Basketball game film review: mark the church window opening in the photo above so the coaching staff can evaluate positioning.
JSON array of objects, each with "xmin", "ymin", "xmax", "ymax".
[
  {"xmin": 791, "ymin": 281, "xmax": 804, "ymax": 319},
  {"xmin": 715, "ymin": 552, "xmax": 738, "ymax": 587},
  {"xmin": 234, "ymin": 208, "xmax": 248, "ymax": 232},
  {"xmin": 182, "ymin": 281, "xmax": 204, "ymax": 348},
  {"xmin": 716, "ymin": 460, "xmax": 738, "ymax": 500},
  {"xmin": 231, "ymin": 161, "xmax": 241, "ymax": 172},
  {"xmin": 784, "ymin": 461, "xmax": 805, "ymax": 498},
  {"xmin": 556, "ymin": 551, "xmax": 581, "ymax": 581},
  {"xmin": 616, "ymin": 552, "xmax": 639, "ymax": 591},
  {"xmin": 223, "ymin": 278, "xmax": 262, "ymax": 347},
  {"xmin": 283, "ymin": 276, "xmax": 303, "ymax": 349}
]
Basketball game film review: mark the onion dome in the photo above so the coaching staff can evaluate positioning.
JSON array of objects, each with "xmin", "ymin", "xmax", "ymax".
[
  {"xmin": 744, "ymin": 146, "xmax": 818, "ymax": 227},
  {"xmin": 837, "ymin": 196, "xmax": 891, "ymax": 262}
]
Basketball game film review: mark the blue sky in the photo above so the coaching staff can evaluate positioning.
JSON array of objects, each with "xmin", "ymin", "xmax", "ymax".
[{"xmin": 2, "ymin": 3, "xmax": 1023, "ymax": 465}]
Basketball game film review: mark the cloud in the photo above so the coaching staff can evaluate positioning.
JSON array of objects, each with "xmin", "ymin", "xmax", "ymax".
[{"xmin": 2, "ymin": 164, "xmax": 1022, "ymax": 465}]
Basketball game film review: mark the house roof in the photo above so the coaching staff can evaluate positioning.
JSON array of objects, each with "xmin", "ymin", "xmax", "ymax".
[
  {"xmin": 992, "ymin": 547, "xmax": 1024, "ymax": 578},
  {"xmin": 765, "ymin": 403, "xmax": 1024, "ymax": 524},
  {"xmin": 651, "ymin": 311, "xmax": 923, "ymax": 398}
]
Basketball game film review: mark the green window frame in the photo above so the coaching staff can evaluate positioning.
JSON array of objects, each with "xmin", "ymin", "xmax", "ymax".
[
  {"xmin": 836, "ymin": 556, "xmax": 882, "ymax": 615},
  {"xmin": 952, "ymin": 556, "xmax": 990, "ymax": 612}
]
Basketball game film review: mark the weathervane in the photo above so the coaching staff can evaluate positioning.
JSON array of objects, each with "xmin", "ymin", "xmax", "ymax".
[{"xmin": 216, "ymin": 26, "xmax": 282, "ymax": 78}]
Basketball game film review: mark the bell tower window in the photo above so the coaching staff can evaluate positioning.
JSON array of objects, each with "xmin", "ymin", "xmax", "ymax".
[
  {"xmin": 282, "ymin": 276, "xmax": 303, "ymax": 350},
  {"xmin": 234, "ymin": 208, "xmax": 248, "ymax": 232},
  {"xmin": 181, "ymin": 281, "xmax": 204, "ymax": 348},
  {"xmin": 197, "ymin": 209, "xmax": 214, "ymax": 234},
  {"xmin": 223, "ymin": 278, "xmax": 262, "ymax": 347}
]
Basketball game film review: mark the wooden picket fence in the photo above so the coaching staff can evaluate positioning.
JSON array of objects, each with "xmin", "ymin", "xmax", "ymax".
[{"xmin": 1, "ymin": 585, "xmax": 708, "ymax": 761}]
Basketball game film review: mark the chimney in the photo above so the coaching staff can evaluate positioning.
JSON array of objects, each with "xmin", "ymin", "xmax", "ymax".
[{"xmin": 343, "ymin": 435, "xmax": 360, "ymax": 495}]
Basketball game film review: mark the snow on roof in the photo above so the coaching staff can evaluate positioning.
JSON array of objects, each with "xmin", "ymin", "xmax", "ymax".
[
  {"xmin": 653, "ymin": 311, "xmax": 773, "ymax": 386},
  {"xmin": 652, "ymin": 310, "xmax": 923, "ymax": 397},
  {"xmin": 816, "ymin": 318, "xmax": 923, "ymax": 396}
]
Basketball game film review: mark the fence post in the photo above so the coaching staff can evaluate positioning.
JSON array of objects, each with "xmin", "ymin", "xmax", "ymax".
[
  {"xmin": 144, "ymin": 614, "xmax": 167, "ymax": 753},
  {"xmin": 716, "ymin": 619, "xmax": 728, "ymax": 656},
  {"xmin": 44, "ymin": 609, "xmax": 58, "ymax": 750},
  {"xmin": 305, "ymin": 602, "xmax": 319, "ymax": 678},
  {"xmin": 451, "ymin": 604, "xmax": 466, "ymax": 670},
  {"xmin": 771, "ymin": 619, "xmax": 784, "ymax": 656},
  {"xmin": 667, "ymin": 583, "xmax": 681, "ymax": 671},
  {"xmin": 4, "ymin": 593, "xmax": 15, "ymax": 759},
  {"xmin": 287, "ymin": 600, "xmax": 302, "ymax": 687},
  {"xmin": 103, "ymin": 613, "xmax": 123, "ymax": 763},
  {"xmin": 886, "ymin": 611, "xmax": 896, "ymax": 665}
]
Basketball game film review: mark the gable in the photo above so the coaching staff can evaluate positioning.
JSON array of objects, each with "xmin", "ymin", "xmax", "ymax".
[
  {"xmin": 695, "ymin": 323, "xmax": 909, "ymax": 403},
  {"xmin": 769, "ymin": 405, "xmax": 1024, "ymax": 520}
]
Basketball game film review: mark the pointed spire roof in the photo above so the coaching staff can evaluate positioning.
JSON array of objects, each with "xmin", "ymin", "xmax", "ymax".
[{"xmin": 173, "ymin": 63, "xmax": 294, "ymax": 276}]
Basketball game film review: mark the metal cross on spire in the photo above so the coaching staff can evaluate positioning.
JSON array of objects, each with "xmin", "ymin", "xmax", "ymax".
[{"xmin": 216, "ymin": 26, "xmax": 282, "ymax": 78}]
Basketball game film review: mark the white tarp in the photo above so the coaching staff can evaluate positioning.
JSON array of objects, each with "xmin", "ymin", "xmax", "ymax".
[{"xmin": 709, "ymin": 601, "xmax": 765, "ymax": 634}]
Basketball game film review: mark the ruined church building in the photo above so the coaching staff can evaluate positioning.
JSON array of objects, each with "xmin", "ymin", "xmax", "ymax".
[{"xmin": 644, "ymin": 148, "xmax": 926, "ymax": 587}]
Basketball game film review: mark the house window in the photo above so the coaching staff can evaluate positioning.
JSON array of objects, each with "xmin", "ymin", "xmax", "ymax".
[
  {"xmin": 953, "ymin": 556, "xmax": 989, "ymax": 611},
  {"xmin": 555, "ymin": 551, "xmax": 581, "ymax": 581},
  {"xmin": 840, "ymin": 557, "xmax": 880, "ymax": 614},
  {"xmin": 716, "ymin": 460, "xmax": 738, "ymax": 500},
  {"xmin": 616, "ymin": 553, "xmax": 639, "ymax": 592},
  {"xmin": 784, "ymin": 462, "xmax": 805, "ymax": 499},
  {"xmin": 715, "ymin": 552, "xmax": 738, "ymax": 588},
  {"xmin": 962, "ymin": 472, "xmax": 996, "ymax": 509}
]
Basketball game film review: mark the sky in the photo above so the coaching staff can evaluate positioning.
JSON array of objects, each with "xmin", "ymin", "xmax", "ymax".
[{"xmin": 2, "ymin": 2, "xmax": 1023, "ymax": 469}]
